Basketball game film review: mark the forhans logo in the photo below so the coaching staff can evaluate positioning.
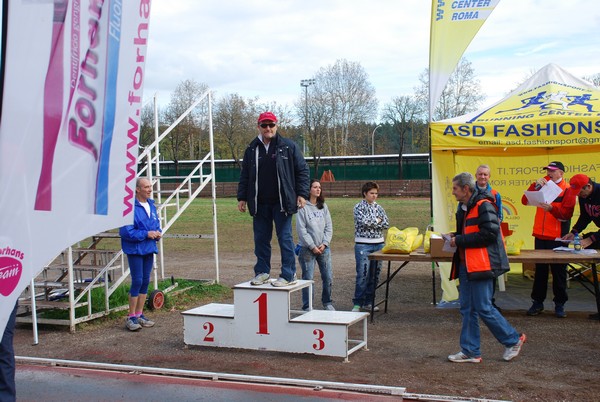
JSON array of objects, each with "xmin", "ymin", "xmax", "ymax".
[{"xmin": 0, "ymin": 255, "xmax": 23, "ymax": 297}]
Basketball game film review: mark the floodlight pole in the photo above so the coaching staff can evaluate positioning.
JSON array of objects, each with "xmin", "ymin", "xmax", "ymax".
[
  {"xmin": 300, "ymin": 79, "xmax": 315, "ymax": 155},
  {"xmin": 372, "ymin": 124, "xmax": 382, "ymax": 155}
]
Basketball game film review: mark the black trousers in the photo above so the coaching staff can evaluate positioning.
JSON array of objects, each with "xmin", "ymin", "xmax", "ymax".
[
  {"xmin": 531, "ymin": 238, "xmax": 568, "ymax": 305},
  {"xmin": 0, "ymin": 303, "xmax": 18, "ymax": 402}
]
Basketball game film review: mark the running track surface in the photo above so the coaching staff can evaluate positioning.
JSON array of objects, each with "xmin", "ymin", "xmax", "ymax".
[{"xmin": 16, "ymin": 364, "xmax": 404, "ymax": 401}]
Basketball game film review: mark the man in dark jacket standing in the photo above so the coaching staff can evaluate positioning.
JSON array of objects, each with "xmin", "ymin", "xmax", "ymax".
[
  {"xmin": 561, "ymin": 174, "xmax": 600, "ymax": 320},
  {"xmin": 237, "ymin": 112, "xmax": 309, "ymax": 287},
  {"xmin": 446, "ymin": 172, "xmax": 525, "ymax": 363}
]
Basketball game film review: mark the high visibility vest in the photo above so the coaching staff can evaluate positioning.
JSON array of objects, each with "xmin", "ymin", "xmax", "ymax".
[
  {"xmin": 532, "ymin": 180, "xmax": 569, "ymax": 240},
  {"xmin": 462, "ymin": 199, "xmax": 494, "ymax": 276}
]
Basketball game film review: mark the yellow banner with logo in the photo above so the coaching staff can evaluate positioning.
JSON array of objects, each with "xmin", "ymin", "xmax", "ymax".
[
  {"xmin": 429, "ymin": 0, "xmax": 500, "ymax": 117},
  {"xmin": 431, "ymin": 64, "xmax": 600, "ymax": 149}
]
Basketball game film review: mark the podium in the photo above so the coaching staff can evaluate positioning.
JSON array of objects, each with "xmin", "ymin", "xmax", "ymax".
[{"xmin": 182, "ymin": 280, "xmax": 369, "ymax": 361}]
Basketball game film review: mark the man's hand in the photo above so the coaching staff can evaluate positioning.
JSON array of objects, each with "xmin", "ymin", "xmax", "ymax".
[
  {"xmin": 238, "ymin": 200, "xmax": 246, "ymax": 213},
  {"xmin": 297, "ymin": 196, "xmax": 306, "ymax": 209},
  {"xmin": 535, "ymin": 177, "xmax": 547, "ymax": 189},
  {"xmin": 561, "ymin": 233, "xmax": 575, "ymax": 241},
  {"xmin": 581, "ymin": 237, "xmax": 593, "ymax": 249}
]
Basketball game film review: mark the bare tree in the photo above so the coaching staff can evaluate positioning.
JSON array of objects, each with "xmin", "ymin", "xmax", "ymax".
[
  {"xmin": 416, "ymin": 58, "xmax": 485, "ymax": 121},
  {"xmin": 139, "ymin": 101, "xmax": 157, "ymax": 149},
  {"xmin": 313, "ymin": 59, "xmax": 378, "ymax": 155},
  {"xmin": 382, "ymin": 95, "xmax": 424, "ymax": 178},
  {"xmin": 296, "ymin": 59, "xmax": 377, "ymax": 176},
  {"xmin": 213, "ymin": 93, "xmax": 257, "ymax": 166},
  {"xmin": 583, "ymin": 73, "xmax": 600, "ymax": 87},
  {"xmin": 163, "ymin": 79, "xmax": 209, "ymax": 166}
]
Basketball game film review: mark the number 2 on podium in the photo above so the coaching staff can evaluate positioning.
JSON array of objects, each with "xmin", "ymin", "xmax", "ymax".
[{"xmin": 254, "ymin": 293, "xmax": 270, "ymax": 334}]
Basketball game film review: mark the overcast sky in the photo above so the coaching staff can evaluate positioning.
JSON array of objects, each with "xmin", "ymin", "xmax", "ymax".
[{"xmin": 143, "ymin": 0, "xmax": 600, "ymax": 118}]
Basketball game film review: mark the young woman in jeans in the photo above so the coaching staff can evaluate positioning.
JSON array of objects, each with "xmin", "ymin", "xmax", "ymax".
[{"xmin": 296, "ymin": 179, "xmax": 334, "ymax": 311}]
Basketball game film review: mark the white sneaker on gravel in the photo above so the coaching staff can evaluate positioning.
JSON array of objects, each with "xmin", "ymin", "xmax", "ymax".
[
  {"xmin": 126, "ymin": 317, "xmax": 141, "ymax": 331},
  {"xmin": 324, "ymin": 304, "xmax": 335, "ymax": 311},
  {"xmin": 503, "ymin": 333, "xmax": 526, "ymax": 361},
  {"xmin": 250, "ymin": 273, "xmax": 270, "ymax": 285},
  {"xmin": 138, "ymin": 314, "xmax": 155, "ymax": 328},
  {"xmin": 448, "ymin": 352, "xmax": 482, "ymax": 363}
]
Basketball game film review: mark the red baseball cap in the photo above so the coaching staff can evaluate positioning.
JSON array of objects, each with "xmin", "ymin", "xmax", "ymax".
[
  {"xmin": 569, "ymin": 174, "xmax": 589, "ymax": 195},
  {"xmin": 257, "ymin": 112, "xmax": 277, "ymax": 123}
]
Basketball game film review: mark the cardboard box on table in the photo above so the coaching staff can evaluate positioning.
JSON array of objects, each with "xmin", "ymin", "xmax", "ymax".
[{"xmin": 429, "ymin": 238, "xmax": 455, "ymax": 258}]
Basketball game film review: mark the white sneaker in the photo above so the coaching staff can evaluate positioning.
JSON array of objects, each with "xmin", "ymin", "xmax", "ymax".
[
  {"xmin": 126, "ymin": 317, "xmax": 141, "ymax": 331},
  {"xmin": 271, "ymin": 275, "xmax": 297, "ymax": 287},
  {"xmin": 250, "ymin": 273, "xmax": 270, "ymax": 285},
  {"xmin": 324, "ymin": 304, "xmax": 335, "ymax": 311},
  {"xmin": 503, "ymin": 333, "xmax": 526, "ymax": 361},
  {"xmin": 138, "ymin": 314, "xmax": 155, "ymax": 328},
  {"xmin": 351, "ymin": 305, "xmax": 361, "ymax": 312},
  {"xmin": 448, "ymin": 352, "xmax": 482, "ymax": 363},
  {"xmin": 361, "ymin": 304, "xmax": 380, "ymax": 312}
]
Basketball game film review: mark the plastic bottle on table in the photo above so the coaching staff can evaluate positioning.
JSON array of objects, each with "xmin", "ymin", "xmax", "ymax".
[{"xmin": 573, "ymin": 233, "xmax": 582, "ymax": 252}]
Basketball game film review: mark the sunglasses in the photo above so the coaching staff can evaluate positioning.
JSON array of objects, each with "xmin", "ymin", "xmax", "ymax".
[{"xmin": 259, "ymin": 123, "xmax": 276, "ymax": 128}]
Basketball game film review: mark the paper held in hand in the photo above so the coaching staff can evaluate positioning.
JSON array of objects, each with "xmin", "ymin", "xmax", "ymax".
[{"xmin": 524, "ymin": 180, "xmax": 562, "ymax": 207}]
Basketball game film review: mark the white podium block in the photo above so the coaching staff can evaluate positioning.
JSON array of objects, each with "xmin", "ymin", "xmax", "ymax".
[
  {"xmin": 182, "ymin": 303, "xmax": 235, "ymax": 346},
  {"xmin": 182, "ymin": 279, "xmax": 369, "ymax": 361}
]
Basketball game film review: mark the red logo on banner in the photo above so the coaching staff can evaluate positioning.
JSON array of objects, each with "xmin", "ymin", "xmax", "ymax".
[{"xmin": 0, "ymin": 257, "xmax": 23, "ymax": 296}]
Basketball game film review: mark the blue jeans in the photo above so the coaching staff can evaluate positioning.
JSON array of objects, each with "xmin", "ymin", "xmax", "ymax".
[
  {"xmin": 127, "ymin": 254, "xmax": 154, "ymax": 296},
  {"xmin": 458, "ymin": 263, "xmax": 520, "ymax": 357},
  {"xmin": 353, "ymin": 243, "xmax": 383, "ymax": 307},
  {"xmin": 253, "ymin": 203, "xmax": 296, "ymax": 282},
  {"xmin": 298, "ymin": 246, "xmax": 333, "ymax": 310}
]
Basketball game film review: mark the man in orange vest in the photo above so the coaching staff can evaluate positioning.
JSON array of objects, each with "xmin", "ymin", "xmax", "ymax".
[
  {"xmin": 446, "ymin": 172, "xmax": 525, "ymax": 363},
  {"xmin": 521, "ymin": 161, "xmax": 576, "ymax": 318}
]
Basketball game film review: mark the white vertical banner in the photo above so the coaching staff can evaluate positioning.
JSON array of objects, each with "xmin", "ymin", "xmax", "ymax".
[
  {"xmin": 429, "ymin": 0, "xmax": 500, "ymax": 120},
  {"xmin": 0, "ymin": 0, "xmax": 152, "ymax": 332}
]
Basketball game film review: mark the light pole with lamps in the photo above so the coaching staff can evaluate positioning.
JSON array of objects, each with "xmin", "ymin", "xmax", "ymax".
[
  {"xmin": 371, "ymin": 124, "xmax": 382, "ymax": 155},
  {"xmin": 300, "ymin": 79, "xmax": 315, "ymax": 155}
]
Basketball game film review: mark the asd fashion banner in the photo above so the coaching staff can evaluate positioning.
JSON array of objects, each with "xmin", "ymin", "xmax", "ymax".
[{"xmin": 0, "ymin": 0, "xmax": 151, "ymax": 333}]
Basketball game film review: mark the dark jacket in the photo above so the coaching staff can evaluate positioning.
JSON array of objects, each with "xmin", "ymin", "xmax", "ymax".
[
  {"xmin": 119, "ymin": 198, "xmax": 161, "ymax": 255},
  {"xmin": 237, "ymin": 133, "xmax": 309, "ymax": 216},
  {"xmin": 572, "ymin": 181, "xmax": 600, "ymax": 244},
  {"xmin": 450, "ymin": 190, "xmax": 509, "ymax": 281}
]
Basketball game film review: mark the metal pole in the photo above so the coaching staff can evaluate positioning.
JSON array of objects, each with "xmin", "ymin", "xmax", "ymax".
[
  {"xmin": 300, "ymin": 79, "xmax": 315, "ymax": 156},
  {"xmin": 371, "ymin": 124, "xmax": 382, "ymax": 155}
]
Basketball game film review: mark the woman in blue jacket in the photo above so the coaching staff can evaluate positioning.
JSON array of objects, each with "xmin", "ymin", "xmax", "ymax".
[{"xmin": 119, "ymin": 178, "xmax": 161, "ymax": 331}]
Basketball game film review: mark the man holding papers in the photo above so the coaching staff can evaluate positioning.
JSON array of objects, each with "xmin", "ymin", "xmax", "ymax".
[{"xmin": 521, "ymin": 161, "xmax": 576, "ymax": 318}]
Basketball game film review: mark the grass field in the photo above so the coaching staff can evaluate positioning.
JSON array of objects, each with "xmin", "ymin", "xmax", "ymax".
[{"xmin": 161, "ymin": 196, "xmax": 432, "ymax": 253}]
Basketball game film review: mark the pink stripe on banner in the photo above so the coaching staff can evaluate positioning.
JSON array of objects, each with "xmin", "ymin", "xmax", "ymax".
[{"xmin": 35, "ymin": 0, "xmax": 68, "ymax": 211}]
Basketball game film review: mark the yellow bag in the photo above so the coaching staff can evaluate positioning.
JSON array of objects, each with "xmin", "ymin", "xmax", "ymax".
[
  {"xmin": 412, "ymin": 234, "xmax": 424, "ymax": 250},
  {"xmin": 505, "ymin": 237, "xmax": 524, "ymax": 255},
  {"xmin": 382, "ymin": 227, "xmax": 419, "ymax": 254},
  {"xmin": 423, "ymin": 229, "xmax": 440, "ymax": 253}
]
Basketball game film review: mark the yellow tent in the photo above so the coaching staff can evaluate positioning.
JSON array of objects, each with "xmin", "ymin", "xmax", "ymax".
[{"xmin": 429, "ymin": 63, "xmax": 600, "ymax": 301}]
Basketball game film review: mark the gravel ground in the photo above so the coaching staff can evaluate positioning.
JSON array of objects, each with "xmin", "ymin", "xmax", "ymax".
[{"xmin": 13, "ymin": 250, "xmax": 600, "ymax": 401}]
